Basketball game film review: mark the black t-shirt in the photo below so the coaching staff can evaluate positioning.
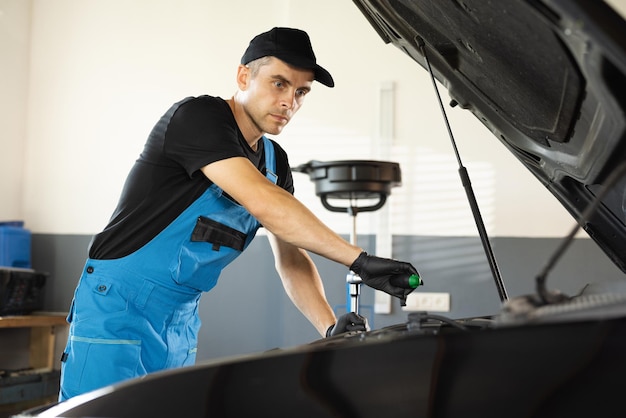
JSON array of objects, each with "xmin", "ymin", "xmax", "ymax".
[{"xmin": 89, "ymin": 95, "xmax": 294, "ymax": 259}]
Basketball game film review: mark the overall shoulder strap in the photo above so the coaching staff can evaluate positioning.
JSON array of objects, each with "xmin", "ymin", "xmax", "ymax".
[{"xmin": 262, "ymin": 136, "xmax": 278, "ymax": 184}]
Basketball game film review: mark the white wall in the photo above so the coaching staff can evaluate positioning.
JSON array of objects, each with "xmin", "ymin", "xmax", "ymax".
[
  {"xmin": 0, "ymin": 0, "xmax": 31, "ymax": 219},
  {"xmin": 3, "ymin": 0, "xmax": 625, "ymax": 237}
]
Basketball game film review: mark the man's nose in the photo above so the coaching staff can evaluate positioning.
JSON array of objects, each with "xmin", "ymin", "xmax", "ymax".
[{"xmin": 280, "ymin": 90, "xmax": 297, "ymax": 109}]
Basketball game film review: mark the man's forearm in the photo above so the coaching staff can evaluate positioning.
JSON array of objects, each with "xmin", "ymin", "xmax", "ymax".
[
  {"xmin": 268, "ymin": 235, "xmax": 337, "ymax": 336},
  {"xmin": 202, "ymin": 158, "xmax": 362, "ymax": 267},
  {"xmin": 253, "ymin": 183, "xmax": 362, "ymax": 266}
]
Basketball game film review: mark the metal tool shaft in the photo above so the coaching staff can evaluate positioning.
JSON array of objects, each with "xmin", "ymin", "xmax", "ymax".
[{"xmin": 347, "ymin": 204, "xmax": 362, "ymax": 314}]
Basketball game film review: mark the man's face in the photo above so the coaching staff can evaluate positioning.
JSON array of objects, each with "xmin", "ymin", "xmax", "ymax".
[{"xmin": 238, "ymin": 57, "xmax": 314, "ymax": 136}]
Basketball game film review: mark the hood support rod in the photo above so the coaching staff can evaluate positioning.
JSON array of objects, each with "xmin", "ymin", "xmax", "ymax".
[{"xmin": 417, "ymin": 36, "xmax": 509, "ymax": 303}]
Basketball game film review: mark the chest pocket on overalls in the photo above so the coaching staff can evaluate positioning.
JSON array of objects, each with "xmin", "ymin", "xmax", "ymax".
[
  {"xmin": 191, "ymin": 216, "xmax": 247, "ymax": 252},
  {"xmin": 171, "ymin": 136, "xmax": 277, "ymax": 292}
]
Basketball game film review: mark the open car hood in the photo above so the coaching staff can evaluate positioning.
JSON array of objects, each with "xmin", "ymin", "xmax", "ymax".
[{"xmin": 352, "ymin": 0, "xmax": 626, "ymax": 272}]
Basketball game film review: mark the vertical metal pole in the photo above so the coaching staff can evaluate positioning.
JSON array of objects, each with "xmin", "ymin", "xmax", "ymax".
[{"xmin": 347, "ymin": 204, "xmax": 362, "ymax": 314}]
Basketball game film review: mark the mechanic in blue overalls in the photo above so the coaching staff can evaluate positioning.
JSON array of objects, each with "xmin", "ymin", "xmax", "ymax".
[{"xmin": 59, "ymin": 27, "xmax": 419, "ymax": 401}]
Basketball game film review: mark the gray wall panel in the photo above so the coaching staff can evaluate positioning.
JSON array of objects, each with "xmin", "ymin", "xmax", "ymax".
[{"xmin": 31, "ymin": 234, "xmax": 91, "ymax": 313}]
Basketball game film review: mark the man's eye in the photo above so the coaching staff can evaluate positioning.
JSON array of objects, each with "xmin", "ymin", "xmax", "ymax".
[
  {"xmin": 296, "ymin": 89, "xmax": 308, "ymax": 97},
  {"xmin": 274, "ymin": 81, "xmax": 284, "ymax": 88}
]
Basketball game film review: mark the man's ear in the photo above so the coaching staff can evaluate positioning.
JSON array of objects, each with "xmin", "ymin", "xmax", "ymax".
[{"xmin": 236, "ymin": 64, "xmax": 250, "ymax": 90}]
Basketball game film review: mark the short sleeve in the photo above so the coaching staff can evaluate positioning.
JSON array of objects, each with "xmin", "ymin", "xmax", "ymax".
[{"xmin": 163, "ymin": 96, "xmax": 245, "ymax": 177}]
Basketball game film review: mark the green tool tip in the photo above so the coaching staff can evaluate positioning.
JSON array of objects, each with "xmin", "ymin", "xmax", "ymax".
[{"xmin": 409, "ymin": 274, "xmax": 422, "ymax": 288}]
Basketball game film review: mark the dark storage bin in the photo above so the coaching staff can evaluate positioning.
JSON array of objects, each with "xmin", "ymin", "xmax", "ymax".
[
  {"xmin": 0, "ymin": 370, "xmax": 60, "ymax": 405},
  {"xmin": 0, "ymin": 269, "xmax": 47, "ymax": 316}
]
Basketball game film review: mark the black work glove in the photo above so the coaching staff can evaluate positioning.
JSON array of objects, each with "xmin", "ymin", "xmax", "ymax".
[
  {"xmin": 350, "ymin": 251, "xmax": 421, "ymax": 306},
  {"xmin": 326, "ymin": 312, "xmax": 368, "ymax": 337}
]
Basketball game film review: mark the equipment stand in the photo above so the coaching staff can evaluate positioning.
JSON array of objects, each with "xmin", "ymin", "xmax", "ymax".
[{"xmin": 292, "ymin": 159, "xmax": 402, "ymax": 315}]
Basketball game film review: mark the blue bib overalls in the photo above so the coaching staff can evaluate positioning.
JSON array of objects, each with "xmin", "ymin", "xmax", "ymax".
[{"xmin": 59, "ymin": 137, "xmax": 277, "ymax": 401}]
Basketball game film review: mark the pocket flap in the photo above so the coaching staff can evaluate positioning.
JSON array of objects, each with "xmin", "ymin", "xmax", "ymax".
[{"xmin": 191, "ymin": 216, "xmax": 247, "ymax": 251}]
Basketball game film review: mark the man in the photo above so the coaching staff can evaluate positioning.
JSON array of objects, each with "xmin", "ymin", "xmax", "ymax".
[{"xmin": 59, "ymin": 27, "xmax": 419, "ymax": 401}]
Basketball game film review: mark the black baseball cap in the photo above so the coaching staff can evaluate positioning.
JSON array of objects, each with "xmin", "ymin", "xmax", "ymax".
[{"xmin": 241, "ymin": 27, "xmax": 334, "ymax": 88}]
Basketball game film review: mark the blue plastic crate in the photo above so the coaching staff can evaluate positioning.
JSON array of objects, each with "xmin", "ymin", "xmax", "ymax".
[{"xmin": 0, "ymin": 221, "xmax": 31, "ymax": 268}]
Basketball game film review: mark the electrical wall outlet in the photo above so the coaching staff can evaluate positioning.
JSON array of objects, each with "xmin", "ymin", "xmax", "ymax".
[{"xmin": 402, "ymin": 292, "xmax": 451, "ymax": 312}]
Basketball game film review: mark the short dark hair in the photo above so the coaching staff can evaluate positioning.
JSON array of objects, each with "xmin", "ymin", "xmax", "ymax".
[{"xmin": 245, "ymin": 56, "xmax": 272, "ymax": 78}]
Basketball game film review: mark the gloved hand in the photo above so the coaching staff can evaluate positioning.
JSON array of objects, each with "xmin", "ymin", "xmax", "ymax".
[
  {"xmin": 326, "ymin": 312, "xmax": 368, "ymax": 337},
  {"xmin": 350, "ymin": 251, "xmax": 421, "ymax": 306}
]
